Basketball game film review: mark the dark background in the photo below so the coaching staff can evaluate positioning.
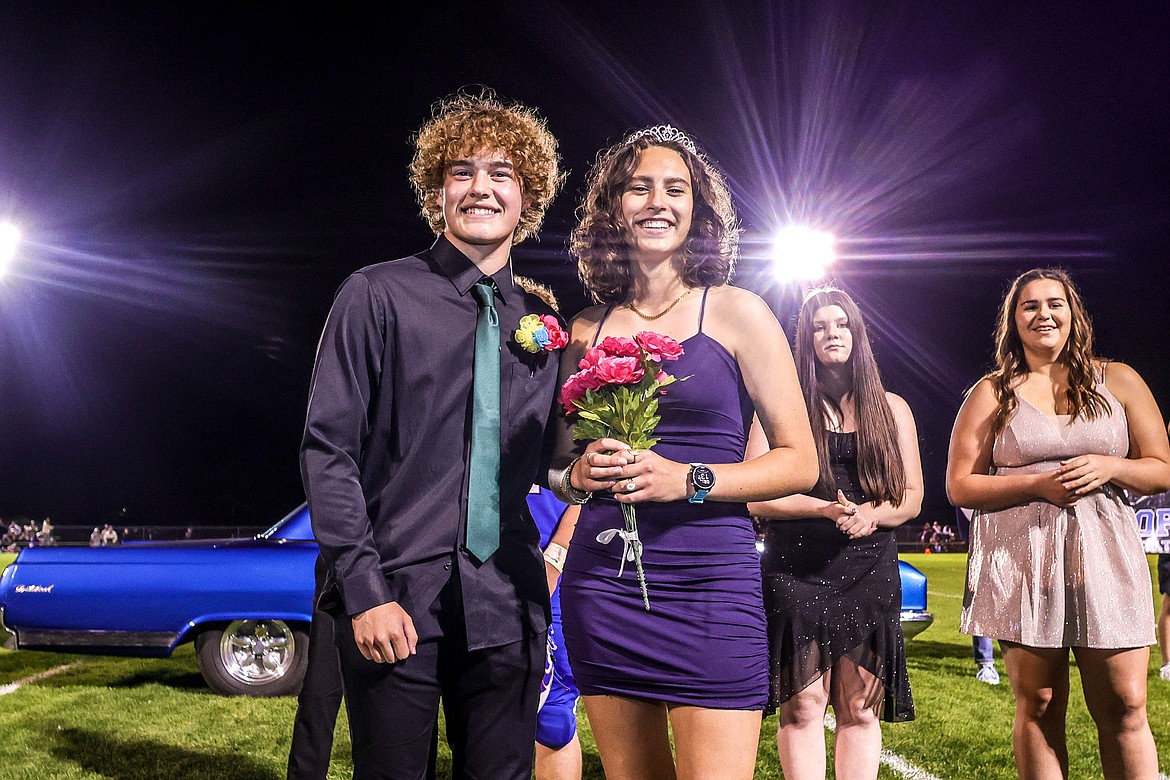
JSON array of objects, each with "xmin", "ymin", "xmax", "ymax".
[{"xmin": 1, "ymin": 1, "xmax": 1167, "ymax": 526}]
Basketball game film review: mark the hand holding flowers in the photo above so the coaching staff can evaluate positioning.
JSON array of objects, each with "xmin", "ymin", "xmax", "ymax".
[{"xmin": 559, "ymin": 331, "xmax": 688, "ymax": 610}]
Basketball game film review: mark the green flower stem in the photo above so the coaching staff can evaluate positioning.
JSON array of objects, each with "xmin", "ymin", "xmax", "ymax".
[{"xmin": 621, "ymin": 502, "xmax": 651, "ymax": 611}]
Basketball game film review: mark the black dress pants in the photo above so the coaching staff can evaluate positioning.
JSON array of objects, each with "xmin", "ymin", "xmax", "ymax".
[
  {"xmin": 288, "ymin": 557, "xmax": 345, "ymax": 780},
  {"xmin": 334, "ymin": 569, "xmax": 545, "ymax": 780}
]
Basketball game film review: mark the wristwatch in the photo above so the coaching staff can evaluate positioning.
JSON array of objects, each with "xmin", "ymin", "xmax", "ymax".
[{"xmin": 688, "ymin": 463, "xmax": 716, "ymax": 504}]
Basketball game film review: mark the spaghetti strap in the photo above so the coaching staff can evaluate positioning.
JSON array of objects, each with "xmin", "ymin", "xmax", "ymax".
[
  {"xmin": 591, "ymin": 305, "xmax": 616, "ymax": 347},
  {"xmin": 697, "ymin": 287, "xmax": 711, "ymax": 333}
]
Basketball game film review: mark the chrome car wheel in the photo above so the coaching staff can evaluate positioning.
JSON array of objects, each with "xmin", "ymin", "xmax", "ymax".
[
  {"xmin": 219, "ymin": 619, "xmax": 296, "ymax": 685},
  {"xmin": 196, "ymin": 619, "xmax": 308, "ymax": 696}
]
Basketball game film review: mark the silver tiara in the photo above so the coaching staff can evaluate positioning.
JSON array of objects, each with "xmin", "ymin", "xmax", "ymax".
[{"xmin": 622, "ymin": 124, "xmax": 697, "ymax": 154}]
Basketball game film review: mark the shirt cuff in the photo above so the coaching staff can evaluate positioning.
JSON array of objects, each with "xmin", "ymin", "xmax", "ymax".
[{"xmin": 338, "ymin": 568, "xmax": 395, "ymax": 617}]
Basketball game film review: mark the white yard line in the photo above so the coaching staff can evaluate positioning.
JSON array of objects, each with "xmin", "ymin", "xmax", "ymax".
[
  {"xmin": 927, "ymin": 590, "xmax": 962, "ymax": 599},
  {"xmin": 824, "ymin": 713, "xmax": 945, "ymax": 780},
  {"xmin": 0, "ymin": 662, "xmax": 79, "ymax": 696}
]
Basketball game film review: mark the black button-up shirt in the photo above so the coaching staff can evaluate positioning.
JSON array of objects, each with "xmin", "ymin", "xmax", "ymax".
[{"xmin": 301, "ymin": 236, "xmax": 561, "ymax": 650}]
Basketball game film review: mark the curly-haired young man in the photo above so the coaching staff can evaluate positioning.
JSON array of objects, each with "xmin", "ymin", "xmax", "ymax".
[{"xmin": 300, "ymin": 90, "xmax": 565, "ymax": 780}]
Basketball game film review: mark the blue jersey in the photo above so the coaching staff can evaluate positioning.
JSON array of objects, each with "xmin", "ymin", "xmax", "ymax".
[{"xmin": 526, "ymin": 486, "xmax": 579, "ymax": 749}]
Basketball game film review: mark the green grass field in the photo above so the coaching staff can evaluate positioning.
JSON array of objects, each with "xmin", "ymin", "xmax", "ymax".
[{"xmin": 0, "ymin": 553, "xmax": 1166, "ymax": 778}]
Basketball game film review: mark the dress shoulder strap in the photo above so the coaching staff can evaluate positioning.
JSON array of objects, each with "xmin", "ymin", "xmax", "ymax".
[
  {"xmin": 591, "ymin": 305, "xmax": 616, "ymax": 347},
  {"xmin": 697, "ymin": 287, "xmax": 711, "ymax": 333}
]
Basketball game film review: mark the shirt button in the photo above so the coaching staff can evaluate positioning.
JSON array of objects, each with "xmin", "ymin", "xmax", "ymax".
[{"xmin": 444, "ymin": 560, "xmax": 452, "ymax": 571}]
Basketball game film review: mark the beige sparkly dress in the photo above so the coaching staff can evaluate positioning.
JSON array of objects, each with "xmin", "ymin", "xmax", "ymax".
[{"xmin": 960, "ymin": 379, "xmax": 1156, "ymax": 648}]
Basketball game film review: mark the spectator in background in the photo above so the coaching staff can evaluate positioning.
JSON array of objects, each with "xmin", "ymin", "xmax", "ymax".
[
  {"xmin": 287, "ymin": 555, "xmax": 345, "ymax": 780},
  {"xmin": 89, "ymin": 527, "xmax": 101, "ymax": 547},
  {"xmin": 1159, "ymin": 553, "xmax": 1170, "ymax": 682},
  {"xmin": 527, "ymin": 487, "xmax": 583, "ymax": 780},
  {"xmin": 100, "ymin": 524, "xmax": 119, "ymax": 546},
  {"xmin": 935, "ymin": 523, "xmax": 954, "ymax": 551}
]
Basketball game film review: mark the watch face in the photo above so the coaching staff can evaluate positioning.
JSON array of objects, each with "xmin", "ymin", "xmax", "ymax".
[{"xmin": 691, "ymin": 465, "xmax": 716, "ymax": 490}]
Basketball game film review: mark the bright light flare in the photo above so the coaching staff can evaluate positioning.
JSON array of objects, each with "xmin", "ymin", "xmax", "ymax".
[
  {"xmin": 770, "ymin": 226, "xmax": 836, "ymax": 282},
  {"xmin": 0, "ymin": 221, "xmax": 21, "ymax": 278}
]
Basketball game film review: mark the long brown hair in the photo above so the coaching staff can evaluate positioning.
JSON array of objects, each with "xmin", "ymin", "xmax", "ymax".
[
  {"xmin": 986, "ymin": 268, "xmax": 1108, "ymax": 438},
  {"xmin": 795, "ymin": 286, "xmax": 906, "ymax": 506},
  {"xmin": 570, "ymin": 128, "xmax": 739, "ymax": 303}
]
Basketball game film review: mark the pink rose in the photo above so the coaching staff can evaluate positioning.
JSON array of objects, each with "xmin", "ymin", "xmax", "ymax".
[
  {"xmin": 574, "ymin": 366, "xmax": 605, "ymax": 391},
  {"xmin": 635, "ymin": 331, "xmax": 684, "ymax": 362},
  {"xmin": 559, "ymin": 367, "xmax": 606, "ymax": 414},
  {"xmin": 594, "ymin": 355, "xmax": 645, "ymax": 386},
  {"xmin": 558, "ymin": 373, "xmax": 587, "ymax": 414},
  {"xmin": 597, "ymin": 336, "xmax": 640, "ymax": 358},
  {"xmin": 540, "ymin": 315, "xmax": 568, "ymax": 351},
  {"xmin": 577, "ymin": 347, "xmax": 607, "ymax": 371}
]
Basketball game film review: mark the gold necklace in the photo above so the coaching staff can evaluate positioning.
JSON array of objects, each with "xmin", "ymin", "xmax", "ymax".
[{"xmin": 626, "ymin": 288, "xmax": 692, "ymax": 321}]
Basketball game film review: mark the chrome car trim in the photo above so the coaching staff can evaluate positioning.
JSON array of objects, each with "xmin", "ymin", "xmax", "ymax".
[
  {"xmin": 16, "ymin": 629, "xmax": 179, "ymax": 649},
  {"xmin": 899, "ymin": 610, "xmax": 934, "ymax": 640}
]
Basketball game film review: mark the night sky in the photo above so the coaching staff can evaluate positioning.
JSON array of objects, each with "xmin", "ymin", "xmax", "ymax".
[{"xmin": 1, "ymin": 2, "xmax": 1167, "ymax": 528}]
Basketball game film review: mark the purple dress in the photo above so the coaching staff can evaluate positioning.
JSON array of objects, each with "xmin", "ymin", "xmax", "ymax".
[{"xmin": 559, "ymin": 291, "xmax": 769, "ymax": 710}]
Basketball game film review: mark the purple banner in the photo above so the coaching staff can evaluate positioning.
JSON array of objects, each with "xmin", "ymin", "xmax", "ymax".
[{"xmin": 1130, "ymin": 491, "xmax": 1170, "ymax": 554}]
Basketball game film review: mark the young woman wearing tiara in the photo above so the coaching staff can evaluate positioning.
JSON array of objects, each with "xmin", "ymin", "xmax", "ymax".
[{"xmin": 550, "ymin": 125, "xmax": 817, "ymax": 779}]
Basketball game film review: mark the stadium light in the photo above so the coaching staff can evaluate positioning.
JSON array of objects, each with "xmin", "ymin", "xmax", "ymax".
[
  {"xmin": 0, "ymin": 221, "xmax": 20, "ymax": 279},
  {"xmin": 770, "ymin": 225, "xmax": 836, "ymax": 282}
]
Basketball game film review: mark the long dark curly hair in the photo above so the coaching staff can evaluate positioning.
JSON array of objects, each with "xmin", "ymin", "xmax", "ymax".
[
  {"xmin": 986, "ymin": 267, "xmax": 1108, "ymax": 438},
  {"xmin": 795, "ymin": 286, "xmax": 906, "ymax": 506},
  {"xmin": 408, "ymin": 88, "xmax": 565, "ymax": 244},
  {"xmin": 570, "ymin": 129, "xmax": 739, "ymax": 303}
]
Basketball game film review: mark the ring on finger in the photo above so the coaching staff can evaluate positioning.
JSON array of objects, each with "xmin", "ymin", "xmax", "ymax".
[
  {"xmin": 585, "ymin": 452, "xmax": 595, "ymax": 467},
  {"xmin": 625, "ymin": 480, "xmax": 637, "ymax": 492}
]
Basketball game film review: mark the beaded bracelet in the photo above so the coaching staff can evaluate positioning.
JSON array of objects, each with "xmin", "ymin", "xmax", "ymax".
[{"xmin": 561, "ymin": 456, "xmax": 593, "ymax": 505}]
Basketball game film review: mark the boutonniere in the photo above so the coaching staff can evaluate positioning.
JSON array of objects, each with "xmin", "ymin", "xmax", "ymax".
[{"xmin": 514, "ymin": 314, "xmax": 568, "ymax": 354}]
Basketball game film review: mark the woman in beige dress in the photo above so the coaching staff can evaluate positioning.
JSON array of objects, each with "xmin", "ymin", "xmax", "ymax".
[{"xmin": 947, "ymin": 267, "xmax": 1170, "ymax": 780}]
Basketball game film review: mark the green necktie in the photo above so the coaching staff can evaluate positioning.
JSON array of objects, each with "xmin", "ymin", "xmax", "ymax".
[{"xmin": 467, "ymin": 281, "xmax": 501, "ymax": 561}]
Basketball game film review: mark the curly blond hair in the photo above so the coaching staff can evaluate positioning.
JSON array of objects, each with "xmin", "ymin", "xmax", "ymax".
[
  {"xmin": 408, "ymin": 89, "xmax": 565, "ymax": 244},
  {"xmin": 570, "ymin": 130, "xmax": 739, "ymax": 304}
]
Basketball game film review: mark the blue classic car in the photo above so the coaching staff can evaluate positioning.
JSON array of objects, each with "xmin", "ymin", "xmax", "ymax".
[
  {"xmin": 0, "ymin": 505, "xmax": 317, "ymax": 696},
  {"xmin": 0, "ymin": 503, "xmax": 932, "ymax": 696}
]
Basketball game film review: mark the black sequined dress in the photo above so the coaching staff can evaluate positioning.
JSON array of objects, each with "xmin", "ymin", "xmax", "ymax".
[{"xmin": 760, "ymin": 430, "xmax": 914, "ymax": 721}]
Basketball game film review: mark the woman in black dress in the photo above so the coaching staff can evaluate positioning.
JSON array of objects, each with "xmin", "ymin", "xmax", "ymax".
[{"xmin": 748, "ymin": 286, "xmax": 922, "ymax": 780}]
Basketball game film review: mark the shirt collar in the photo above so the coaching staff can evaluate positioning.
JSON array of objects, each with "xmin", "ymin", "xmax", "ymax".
[{"xmin": 430, "ymin": 235, "xmax": 516, "ymax": 307}]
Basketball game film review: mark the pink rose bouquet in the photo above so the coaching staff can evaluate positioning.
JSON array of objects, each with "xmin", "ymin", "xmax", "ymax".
[{"xmin": 558, "ymin": 331, "xmax": 688, "ymax": 610}]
